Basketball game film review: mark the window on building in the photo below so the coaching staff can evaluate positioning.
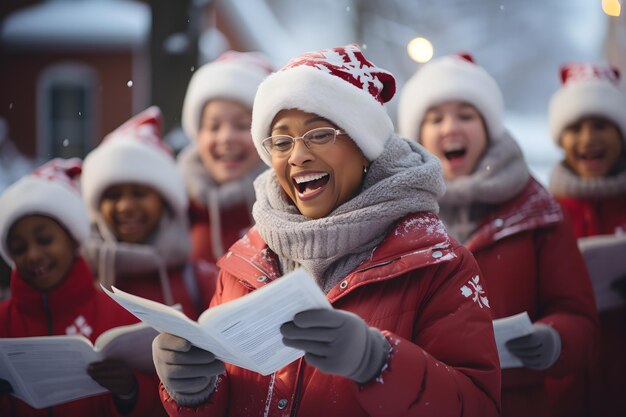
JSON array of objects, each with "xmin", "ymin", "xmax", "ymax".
[{"xmin": 37, "ymin": 63, "xmax": 98, "ymax": 160}]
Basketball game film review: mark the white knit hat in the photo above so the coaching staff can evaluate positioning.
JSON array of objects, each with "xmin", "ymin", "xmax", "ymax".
[
  {"xmin": 251, "ymin": 44, "xmax": 396, "ymax": 166},
  {"xmin": 0, "ymin": 158, "xmax": 89, "ymax": 264},
  {"xmin": 181, "ymin": 50, "xmax": 273, "ymax": 141},
  {"xmin": 398, "ymin": 53, "xmax": 504, "ymax": 142},
  {"xmin": 549, "ymin": 63, "xmax": 626, "ymax": 145},
  {"xmin": 81, "ymin": 106, "xmax": 187, "ymax": 220}
]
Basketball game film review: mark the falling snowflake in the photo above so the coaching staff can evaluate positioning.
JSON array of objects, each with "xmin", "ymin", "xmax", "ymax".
[{"xmin": 460, "ymin": 276, "xmax": 490, "ymax": 308}]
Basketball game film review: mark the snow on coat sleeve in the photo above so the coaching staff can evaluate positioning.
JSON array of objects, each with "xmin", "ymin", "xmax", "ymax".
[
  {"xmin": 353, "ymin": 245, "xmax": 501, "ymax": 417},
  {"xmin": 534, "ymin": 217, "xmax": 599, "ymax": 377}
]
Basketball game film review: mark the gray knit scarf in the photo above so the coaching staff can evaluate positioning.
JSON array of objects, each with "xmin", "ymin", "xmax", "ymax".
[
  {"xmin": 549, "ymin": 158, "xmax": 626, "ymax": 198},
  {"xmin": 83, "ymin": 212, "xmax": 190, "ymax": 306},
  {"xmin": 437, "ymin": 131, "xmax": 530, "ymax": 243},
  {"xmin": 252, "ymin": 135, "xmax": 445, "ymax": 293},
  {"xmin": 178, "ymin": 144, "xmax": 267, "ymax": 259}
]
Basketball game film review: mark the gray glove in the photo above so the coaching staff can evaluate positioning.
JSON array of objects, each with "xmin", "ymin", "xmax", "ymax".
[
  {"xmin": 152, "ymin": 333, "xmax": 225, "ymax": 407},
  {"xmin": 280, "ymin": 309, "xmax": 390, "ymax": 384},
  {"xmin": 506, "ymin": 323, "xmax": 561, "ymax": 370}
]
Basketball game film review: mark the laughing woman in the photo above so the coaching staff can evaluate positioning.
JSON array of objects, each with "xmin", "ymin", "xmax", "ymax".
[
  {"xmin": 152, "ymin": 45, "xmax": 501, "ymax": 417},
  {"xmin": 398, "ymin": 53, "xmax": 598, "ymax": 417}
]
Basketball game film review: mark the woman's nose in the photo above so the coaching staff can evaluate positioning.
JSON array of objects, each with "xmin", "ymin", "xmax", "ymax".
[{"xmin": 288, "ymin": 139, "xmax": 313, "ymax": 166}]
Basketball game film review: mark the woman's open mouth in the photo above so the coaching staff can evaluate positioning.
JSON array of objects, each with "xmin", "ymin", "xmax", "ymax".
[
  {"xmin": 443, "ymin": 147, "xmax": 467, "ymax": 162},
  {"xmin": 293, "ymin": 172, "xmax": 330, "ymax": 200}
]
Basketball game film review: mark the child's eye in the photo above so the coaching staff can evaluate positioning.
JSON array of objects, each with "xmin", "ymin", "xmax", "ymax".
[
  {"xmin": 458, "ymin": 112, "xmax": 476, "ymax": 121},
  {"xmin": 8, "ymin": 242, "xmax": 26, "ymax": 256},
  {"xmin": 36, "ymin": 236, "xmax": 53, "ymax": 246}
]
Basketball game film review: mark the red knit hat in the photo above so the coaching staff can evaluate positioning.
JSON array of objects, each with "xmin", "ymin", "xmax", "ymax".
[
  {"xmin": 251, "ymin": 44, "xmax": 396, "ymax": 165},
  {"xmin": 0, "ymin": 158, "xmax": 89, "ymax": 264},
  {"xmin": 81, "ymin": 106, "xmax": 187, "ymax": 221},
  {"xmin": 549, "ymin": 63, "xmax": 626, "ymax": 144}
]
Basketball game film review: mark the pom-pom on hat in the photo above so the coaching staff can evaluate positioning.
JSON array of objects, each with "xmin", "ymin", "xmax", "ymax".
[
  {"xmin": 251, "ymin": 44, "xmax": 396, "ymax": 166},
  {"xmin": 398, "ymin": 52, "xmax": 505, "ymax": 142},
  {"xmin": 182, "ymin": 50, "xmax": 274, "ymax": 141},
  {"xmin": 0, "ymin": 158, "xmax": 89, "ymax": 264},
  {"xmin": 81, "ymin": 106, "xmax": 187, "ymax": 220},
  {"xmin": 549, "ymin": 63, "xmax": 626, "ymax": 145}
]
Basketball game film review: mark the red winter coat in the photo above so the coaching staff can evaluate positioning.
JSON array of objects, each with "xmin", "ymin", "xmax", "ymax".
[
  {"xmin": 115, "ymin": 260, "xmax": 218, "ymax": 320},
  {"xmin": 0, "ymin": 257, "xmax": 166, "ymax": 417},
  {"xmin": 160, "ymin": 213, "xmax": 501, "ymax": 417},
  {"xmin": 464, "ymin": 179, "xmax": 598, "ymax": 417},
  {"xmin": 188, "ymin": 199, "xmax": 254, "ymax": 264},
  {"xmin": 556, "ymin": 193, "xmax": 626, "ymax": 237},
  {"xmin": 553, "ymin": 193, "xmax": 626, "ymax": 417}
]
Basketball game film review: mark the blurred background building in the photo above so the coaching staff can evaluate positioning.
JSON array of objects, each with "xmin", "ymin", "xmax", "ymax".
[{"xmin": 0, "ymin": 0, "xmax": 623, "ymax": 187}]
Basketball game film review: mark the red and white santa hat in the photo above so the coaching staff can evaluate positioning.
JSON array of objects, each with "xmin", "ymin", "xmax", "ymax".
[
  {"xmin": 549, "ymin": 63, "xmax": 626, "ymax": 144},
  {"xmin": 398, "ymin": 53, "xmax": 504, "ymax": 142},
  {"xmin": 0, "ymin": 158, "xmax": 89, "ymax": 264},
  {"xmin": 251, "ymin": 44, "xmax": 396, "ymax": 165},
  {"xmin": 181, "ymin": 50, "xmax": 274, "ymax": 141},
  {"xmin": 81, "ymin": 106, "xmax": 187, "ymax": 221}
]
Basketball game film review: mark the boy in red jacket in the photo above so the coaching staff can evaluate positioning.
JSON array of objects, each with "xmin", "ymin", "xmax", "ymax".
[{"xmin": 0, "ymin": 158, "xmax": 165, "ymax": 417}]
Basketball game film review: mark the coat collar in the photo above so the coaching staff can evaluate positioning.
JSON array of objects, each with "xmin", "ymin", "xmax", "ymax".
[
  {"xmin": 466, "ymin": 178, "xmax": 563, "ymax": 252},
  {"xmin": 11, "ymin": 256, "xmax": 97, "ymax": 314},
  {"xmin": 217, "ymin": 213, "xmax": 457, "ymax": 302}
]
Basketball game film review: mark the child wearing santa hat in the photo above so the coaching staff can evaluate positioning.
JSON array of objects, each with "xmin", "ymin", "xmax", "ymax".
[
  {"xmin": 81, "ymin": 107, "xmax": 217, "ymax": 320},
  {"xmin": 398, "ymin": 53, "xmax": 598, "ymax": 417},
  {"xmin": 0, "ymin": 158, "xmax": 165, "ymax": 417},
  {"xmin": 547, "ymin": 63, "xmax": 626, "ymax": 417},
  {"xmin": 179, "ymin": 50, "xmax": 272, "ymax": 263}
]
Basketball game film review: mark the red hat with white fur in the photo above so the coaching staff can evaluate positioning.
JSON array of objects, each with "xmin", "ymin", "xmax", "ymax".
[
  {"xmin": 0, "ymin": 158, "xmax": 89, "ymax": 264},
  {"xmin": 182, "ymin": 50, "xmax": 273, "ymax": 141},
  {"xmin": 549, "ymin": 63, "xmax": 626, "ymax": 144},
  {"xmin": 81, "ymin": 106, "xmax": 187, "ymax": 221},
  {"xmin": 398, "ymin": 53, "xmax": 504, "ymax": 142},
  {"xmin": 251, "ymin": 44, "xmax": 396, "ymax": 165}
]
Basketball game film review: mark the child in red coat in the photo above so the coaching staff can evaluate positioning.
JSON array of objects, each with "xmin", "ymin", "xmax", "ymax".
[
  {"xmin": 548, "ymin": 63, "xmax": 626, "ymax": 417},
  {"xmin": 179, "ymin": 51, "xmax": 272, "ymax": 263},
  {"xmin": 0, "ymin": 158, "xmax": 165, "ymax": 417},
  {"xmin": 398, "ymin": 53, "xmax": 598, "ymax": 417},
  {"xmin": 81, "ymin": 107, "xmax": 217, "ymax": 320}
]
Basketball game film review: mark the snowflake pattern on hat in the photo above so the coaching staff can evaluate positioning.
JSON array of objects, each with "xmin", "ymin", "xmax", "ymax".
[
  {"xmin": 560, "ymin": 63, "xmax": 620, "ymax": 85},
  {"xmin": 282, "ymin": 44, "xmax": 396, "ymax": 104},
  {"xmin": 32, "ymin": 157, "xmax": 83, "ymax": 193}
]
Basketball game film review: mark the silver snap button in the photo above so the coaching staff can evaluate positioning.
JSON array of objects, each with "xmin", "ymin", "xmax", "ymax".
[
  {"xmin": 226, "ymin": 251, "xmax": 232, "ymax": 258},
  {"xmin": 257, "ymin": 275, "xmax": 268, "ymax": 282},
  {"xmin": 277, "ymin": 398, "xmax": 288, "ymax": 409},
  {"xmin": 339, "ymin": 280, "xmax": 348, "ymax": 289},
  {"xmin": 493, "ymin": 218, "xmax": 504, "ymax": 228},
  {"xmin": 431, "ymin": 250, "xmax": 443, "ymax": 259}
]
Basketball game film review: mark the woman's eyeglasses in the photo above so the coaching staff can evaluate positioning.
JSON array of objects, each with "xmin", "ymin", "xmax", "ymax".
[{"xmin": 262, "ymin": 127, "xmax": 346, "ymax": 158}]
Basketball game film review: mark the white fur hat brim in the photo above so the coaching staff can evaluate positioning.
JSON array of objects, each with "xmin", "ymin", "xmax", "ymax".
[
  {"xmin": 81, "ymin": 136, "xmax": 188, "ymax": 220},
  {"xmin": 549, "ymin": 78, "xmax": 626, "ymax": 144},
  {"xmin": 398, "ymin": 56, "xmax": 504, "ymax": 142},
  {"xmin": 182, "ymin": 61, "xmax": 269, "ymax": 140},
  {"xmin": 251, "ymin": 65, "xmax": 394, "ymax": 166},
  {"xmin": 0, "ymin": 176, "xmax": 90, "ymax": 264}
]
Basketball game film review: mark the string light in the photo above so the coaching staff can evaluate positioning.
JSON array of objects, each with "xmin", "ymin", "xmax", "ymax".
[
  {"xmin": 602, "ymin": 0, "xmax": 621, "ymax": 16},
  {"xmin": 407, "ymin": 37, "xmax": 434, "ymax": 63}
]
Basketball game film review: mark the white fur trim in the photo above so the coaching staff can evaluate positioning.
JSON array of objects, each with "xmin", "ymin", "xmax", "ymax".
[
  {"xmin": 549, "ymin": 78, "xmax": 626, "ymax": 145},
  {"xmin": 81, "ymin": 136, "xmax": 187, "ymax": 220},
  {"xmin": 182, "ymin": 61, "xmax": 269, "ymax": 141},
  {"xmin": 398, "ymin": 56, "xmax": 504, "ymax": 142},
  {"xmin": 251, "ymin": 65, "xmax": 394, "ymax": 166},
  {"xmin": 0, "ymin": 176, "xmax": 89, "ymax": 264}
]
